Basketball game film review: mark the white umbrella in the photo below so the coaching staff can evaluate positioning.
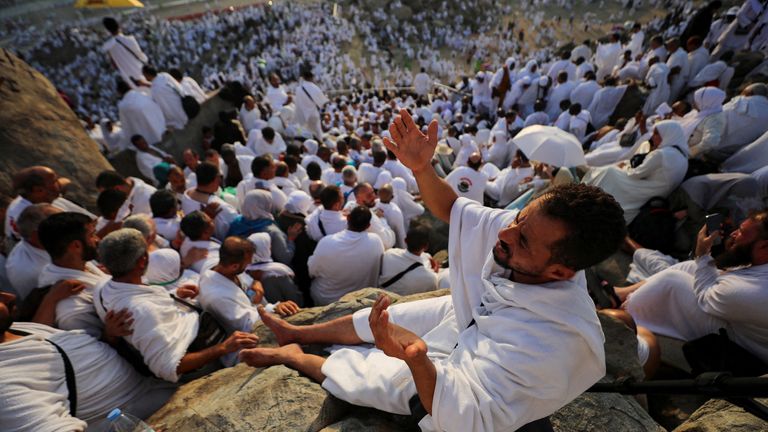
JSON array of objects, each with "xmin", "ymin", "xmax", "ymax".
[{"xmin": 512, "ymin": 125, "xmax": 587, "ymax": 167}]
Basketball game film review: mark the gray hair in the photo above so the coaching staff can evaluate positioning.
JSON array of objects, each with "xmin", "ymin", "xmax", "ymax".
[
  {"xmin": 745, "ymin": 83, "xmax": 768, "ymax": 97},
  {"xmin": 17, "ymin": 203, "xmax": 60, "ymax": 240},
  {"xmin": 122, "ymin": 214, "xmax": 154, "ymax": 241},
  {"xmin": 98, "ymin": 228, "xmax": 147, "ymax": 277}
]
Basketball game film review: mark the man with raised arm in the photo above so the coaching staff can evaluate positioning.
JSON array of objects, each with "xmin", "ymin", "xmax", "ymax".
[{"xmin": 239, "ymin": 109, "xmax": 627, "ymax": 431}]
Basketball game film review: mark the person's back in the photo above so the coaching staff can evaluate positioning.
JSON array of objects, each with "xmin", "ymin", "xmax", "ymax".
[
  {"xmin": 380, "ymin": 226, "xmax": 437, "ymax": 296},
  {"xmin": 101, "ymin": 17, "xmax": 148, "ymax": 87},
  {"xmin": 308, "ymin": 207, "xmax": 383, "ymax": 305},
  {"xmin": 0, "ymin": 321, "xmax": 175, "ymax": 431}
]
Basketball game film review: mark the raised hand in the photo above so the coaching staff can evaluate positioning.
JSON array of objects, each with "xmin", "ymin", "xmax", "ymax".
[
  {"xmin": 104, "ymin": 309, "xmax": 134, "ymax": 340},
  {"xmin": 47, "ymin": 280, "xmax": 86, "ymax": 303},
  {"xmin": 176, "ymin": 283, "xmax": 199, "ymax": 299},
  {"xmin": 369, "ymin": 294, "xmax": 428, "ymax": 362},
  {"xmin": 383, "ymin": 109, "xmax": 439, "ymax": 174}
]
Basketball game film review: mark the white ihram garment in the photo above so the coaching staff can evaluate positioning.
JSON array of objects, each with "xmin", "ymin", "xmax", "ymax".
[{"xmin": 38, "ymin": 262, "xmax": 109, "ymax": 338}]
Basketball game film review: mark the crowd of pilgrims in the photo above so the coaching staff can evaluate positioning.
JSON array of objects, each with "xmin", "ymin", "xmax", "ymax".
[{"xmin": 2, "ymin": 0, "xmax": 768, "ymax": 429}]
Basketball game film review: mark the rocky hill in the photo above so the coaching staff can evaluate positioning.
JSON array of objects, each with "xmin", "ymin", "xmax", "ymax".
[{"xmin": 0, "ymin": 49, "xmax": 113, "ymax": 209}]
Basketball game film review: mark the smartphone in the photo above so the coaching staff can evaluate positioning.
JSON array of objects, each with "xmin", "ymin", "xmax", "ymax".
[{"xmin": 705, "ymin": 213, "xmax": 724, "ymax": 235}]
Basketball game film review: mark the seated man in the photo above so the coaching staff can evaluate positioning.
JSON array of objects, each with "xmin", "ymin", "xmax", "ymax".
[
  {"xmin": 379, "ymin": 225, "xmax": 439, "ymax": 296},
  {"xmin": 239, "ymin": 110, "xmax": 626, "ymax": 431},
  {"xmin": 36, "ymin": 212, "xmax": 110, "ymax": 338},
  {"xmin": 198, "ymin": 237, "xmax": 299, "ymax": 334},
  {"xmin": 5, "ymin": 204, "xmax": 60, "ymax": 300},
  {"xmin": 0, "ymin": 289, "xmax": 176, "ymax": 431},
  {"xmin": 96, "ymin": 170, "xmax": 157, "ymax": 219},
  {"xmin": 179, "ymin": 211, "xmax": 221, "ymax": 273},
  {"xmin": 308, "ymin": 206, "xmax": 384, "ymax": 305},
  {"xmin": 343, "ymin": 183, "xmax": 396, "ymax": 249},
  {"xmin": 305, "ymin": 185, "xmax": 347, "ymax": 241},
  {"xmin": 619, "ymin": 213, "xmax": 768, "ymax": 365},
  {"xmin": 180, "ymin": 162, "xmax": 239, "ymax": 240},
  {"xmin": 94, "ymin": 229, "xmax": 259, "ymax": 382},
  {"xmin": 149, "ymin": 189, "xmax": 181, "ymax": 243}
]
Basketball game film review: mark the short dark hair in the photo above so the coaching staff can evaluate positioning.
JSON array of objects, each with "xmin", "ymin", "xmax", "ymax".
[
  {"xmin": 38, "ymin": 212, "xmax": 92, "ymax": 260},
  {"xmin": 149, "ymin": 189, "xmax": 178, "ymax": 218},
  {"xmin": 251, "ymin": 156, "xmax": 273, "ymax": 178},
  {"xmin": 568, "ymin": 103, "xmax": 582, "ymax": 116},
  {"xmin": 180, "ymin": 211, "xmax": 209, "ymax": 240},
  {"xmin": 195, "ymin": 162, "xmax": 220, "ymax": 186},
  {"xmin": 96, "ymin": 170, "xmax": 127, "ymax": 190},
  {"xmin": 320, "ymin": 185, "xmax": 342, "ymax": 209},
  {"xmin": 130, "ymin": 134, "xmax": 144, "ymax": 145},
  {"xmin": 97, "ymin": 189, "xmax": 127, "ymax": 218},
  {"xmin": 372, "ymin": 151, "xmax": 387, "ymax": 166},
  {"xmin": 261, "ymin": 127, "xmax": 275, "ymax": 141},
  {"xmin": 405, "ymin": 225, "xmax": 430, "ymax": 253},
  {"xmin": 275, "ymin": 162, "xmax": 289, "ymax": 177},
  {"xmin": 142, "ymin": 65, "xmax": 158, "ymax": 77},
  {"xmin": 219, "ymin": 236, "xmax": 254, "ymax": 266},
  {"xmin": 347, "ymin": 206, "xmax": 372, "ymax": 232},
  {"xmin": 169, "ymin": 68, "xmax": 182, "ymax": 81},
  {"xmin": 102, "ymin": 17, "xmax": 119, "ymax": 34},
  {"xmin": 539, "ymin": 184, "xmax": 626, "ymax": 270},
  {"xmin": 306, "ymin": 162, "xmax": 322, "ymax": 181}
]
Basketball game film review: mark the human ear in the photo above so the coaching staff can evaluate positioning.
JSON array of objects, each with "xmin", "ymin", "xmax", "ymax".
[{"xmin": 542, "ymin": 263, "xmax": 575, "ymax": 281}]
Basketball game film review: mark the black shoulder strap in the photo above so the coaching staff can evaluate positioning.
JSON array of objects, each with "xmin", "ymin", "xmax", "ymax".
[
  {"xmin": 170, "ymin": 293, "xmax": 203, "ymax": 313},
  {"xmin": 380, "ymin": 262, "xmax": 422, "ymax": 288},
  {"xmin": 46, "ymin": 339, "xmax": 77, "ymax": 417},
  {"xmin": 114, "ymin": 36, "xmax": 146, "ymax": 65},
  {"xmin": 301, "ymin": 84, "xmax": 321, "ymax": 110},
  {"xmin": 318, "ymin": 218, "xmax": 327, "ymax": 236}
]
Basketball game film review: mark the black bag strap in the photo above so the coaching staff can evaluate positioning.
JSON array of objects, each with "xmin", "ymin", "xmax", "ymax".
[
  {"xmin": 114, "ymin": 36, "xmax": 146, "ymax": 65},
  {"xmin": 318, "ymin": 218, "xmax": 327, "ymax": 236},
  {"xmin": 380, "ymin": 262, "xmax": 422, "ymax": 288},
  {"xmin": 170, "ymin": 293, "xmax": 203, "ymax": 313},
  {"xmin": 46, "ymin": 339, "xmax": 77, "ymax": 417},
  {"xmin": 301, "ymin": 84, "xmax": 321, "ymax": 110}
]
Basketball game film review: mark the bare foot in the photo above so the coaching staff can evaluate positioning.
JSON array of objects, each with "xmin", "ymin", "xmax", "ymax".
[
  {"xmin": 258, "ymin": 305, "xmax": 298, "ymax": 346},
  {"xmin": 239, "ymin": 343, "xmax": 304, "ymax": 368}
]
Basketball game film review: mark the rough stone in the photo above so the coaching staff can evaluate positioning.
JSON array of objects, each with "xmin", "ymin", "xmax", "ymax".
[
  {"xmin": 0, "ymin": 48, "xmax": 113, "ymax": 208},
  {"xmin": 149, "ymin": 288, "xmax": 664, "ymax": 432},
  {"xmin": 672, "ymin": 398, "xmax": 768, "ymax": 432}
]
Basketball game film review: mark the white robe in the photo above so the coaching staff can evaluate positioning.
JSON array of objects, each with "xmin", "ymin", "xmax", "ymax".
[
  {"xmin": 37, "ymin": 262, "xmax": 110, "ymax": 338},
  {"xmin": 588, "ymin": 85, "xmax": 628, "ymax": 128},
  {"xmin": 375, "ymin": 201, "xmax": 407, "ymax": 249},
  {"xmin": 180, "ymin": 190, "xmax": 238, "ymax": 240},
  {"xmin": 485, "ymin": 166, "xmax": 534, "ymax": 207},
  {"xmin": 240, "ymin": 106, "xmax": 262, "ymax": 133},
  {"xmin": 445, "ymin": 166, "xmax": 488, "ymax": 204},
  {"xmin": 413, "ymin": 72, "xmax": 432, "ymax": 96},
  {"xmin": 118, "ymin": 90, "xmax": 166, "ymax": 146},
  {"xmin": 180, "ymin": 76, "xmax": 207, "ymax": 104},
  {"xmin": 179, "ymin": 238, "xmax": 221, "ymax": 274},
  {"xmin": 150, "ymin": 72, "xmax": 188, "ymax": 130},
  {"xmin": 570, "ymin": 80, "xmax": 601, "ymax": 110},
  {"xmin": 321, "ymin": 198, "xmax": 605, "ymax": 431},
  {"xmin": 625, "ymin": 257, "xmax": 768, "ymax": 363},
  {"xmin": 102, "ymin": 34, "xmax": 147, "ymax": 86},
  {"xmin": 246, "ymin": 129, "xmax": 287, "ymax": 157},
  {"xmin": 595, "ymin": 42, "xmax": 622, "ymax": 81},
  {"xmin": 342, "ymin": 201, "xmax": 396, "ymax": 250},
  {"xmin": 266, "ymin": 85, "xmax": 289, "ymax": 110},
  {"xmin": 666, "ymin": 48, "xmax": 691, "ymax": 102},
  {"xmin": 546, "ymin": 81, "xmax": 577, "ymax": 120},
  {"xmin": 722, "ymin": 129, "xmax": 768, "ymax": 174},
  {"xmin": 5, "ymin": 240, "xmax": 50, "ymax": 300},
  {"xmin": 305, "ymin": 208, "xmax": 347, "ymax": 241},
  {"xmin": 308, "ymin": 230, "xmax": 384, "ymax": 305},
  {"xmin": 379, "ymin": 248, "xmax": 437, "ymax": 295},
  {"xmin": 391, "ymin": 178, "xmax": 424, "ymax": 229},
  {"xmin": 198, "ymin": 270, "xmax": 260, "ymax": 334},
  {"xmin": 720, "ymin": 95, "xmax": 768, "ymax": 155},
  {"xmin": 642, "ymin": 63, "xmax": 671, "ymax": 116},
  {"xmin": 0, "ymin": 322, "xmax": 175, "ymax": 431},
  {"xmin": 94, "ymin": 280, "xmax": 199, "ymax": 382},
  {"xmin": 583, "ymin": 144, "xmax": 688, "ymax": 223},
  {"xmin": 116, "ymin": 177, "xmax": 157, "ymax": 220}
]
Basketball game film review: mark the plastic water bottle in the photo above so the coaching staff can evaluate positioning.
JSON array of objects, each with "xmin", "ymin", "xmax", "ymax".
[{"xmin": 106, "ymin": 408, "xmax": 155, "ymax": 432}]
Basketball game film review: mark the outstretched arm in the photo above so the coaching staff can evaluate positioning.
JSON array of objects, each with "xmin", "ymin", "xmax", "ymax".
[{"xmin": 384, "ymin": 109, "xmax": 457, "ymax": 222}]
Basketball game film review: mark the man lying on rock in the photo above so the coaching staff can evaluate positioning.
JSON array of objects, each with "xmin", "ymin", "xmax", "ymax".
[{"xmin": 239, "ymin": 110, "xmax": 627, "ymax": 432}]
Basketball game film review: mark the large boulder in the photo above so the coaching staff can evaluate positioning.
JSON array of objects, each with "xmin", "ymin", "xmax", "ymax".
[
  {"xmin": 672, "ymin": 398, "xmax": 768, "ymax": 432},
  {"xmin": 149, "ymin": 288, "xmax": 664, "ymax": 431},
  {"xmin": 0, "ymin": 48, "xmax": 113, "ymax": 208}
]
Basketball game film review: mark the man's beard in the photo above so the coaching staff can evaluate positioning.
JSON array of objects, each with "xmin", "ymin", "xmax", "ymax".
[
  {"xmin": 83, "ymin": 242, "xmax": 99, "ymax": 262},
  {"xmin": 492, "ymin": 240, "xmax": 543, "ymax": 278},
  {"xmin": 715, "ymin": 241, "xmax": 754, "ymax": 270}
]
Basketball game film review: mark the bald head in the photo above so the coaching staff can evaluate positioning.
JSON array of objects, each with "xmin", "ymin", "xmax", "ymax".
[
  {"xmin": 378, "ymin": 184, "xmax": 394, "ymax": 204},
  {"xmin": 219, "ymin": 236, "xmax": 254, "ymax": 267},
  {"xmin": 743, "ymin": 83, "xmax": 768, "ymax": 97},
  {"xmin": 13, "ymin": 166, "xmax": 60, "ymax": 203},
  {"xmin": 468, "ymin": 152, "xmax": 483, "ymax": 170}
]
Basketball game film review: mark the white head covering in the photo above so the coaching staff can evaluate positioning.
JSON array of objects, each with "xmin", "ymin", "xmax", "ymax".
[
  {"xmin": 285, "ymin": 190, "xmax": 313, "ymax": 215},
  {"xmin": 242, "ymin": 189, "xmax": 274, "ymax": 220},
  {"xmin": 143, "ymin": 249, "xmax": 181, "ymax": 286},
  {"xmin": 679, "ymin": 87, "xmax": 726, "ymax": 138},
  {"xmin": 374, "ymin": 170, "xmax": 393, "ymax": 190},
  {"xmin": 246, "ymin": 232, "xmax": 294, "ymax": 277},
  {"xmin": 303, "ymin": 139, "xmax": 319, "ymax": 155},
  {"xmin": 654, "ymin": 120, "xmax": 689, "ymax": 157},
  {"xmin": 655, "ymin": 102, "xmax": 672, "ymax": 117}
]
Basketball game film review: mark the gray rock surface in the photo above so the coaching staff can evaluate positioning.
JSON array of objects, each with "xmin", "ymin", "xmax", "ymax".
[
  {"xmin": 0, "ymin": 48, "xmax": 113, "ymax": 208},
  {"xmin": 672, "ymin": 398, "xmax": 768, "ymax": 432},
  {"xmin": 149, "ymin": 288, "xmax": 664, "ymax": 432}
]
